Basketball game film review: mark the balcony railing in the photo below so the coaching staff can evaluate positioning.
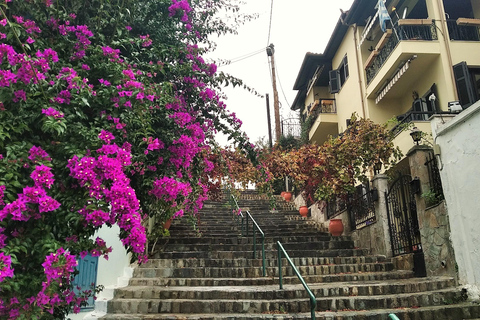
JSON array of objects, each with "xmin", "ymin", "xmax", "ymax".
[
  {"xmin": 447, "ymin": 20, "xmax": 480, "ymax": 41},
  {"xmin": 390, "ymin": 110, "xmax": 436, "ymax": 137},
  {"xmin": 366, "ymin": 21, "xmax": 438, "ymax": 84},
  {"xmin": 309, "ymin": 99, "xmax": 336, "ymax": 119}
]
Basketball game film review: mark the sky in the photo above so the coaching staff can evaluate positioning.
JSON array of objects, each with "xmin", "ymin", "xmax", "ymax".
[{"xmin": 208, "ymin": 0, "xmax": 355, "ymax": 146}]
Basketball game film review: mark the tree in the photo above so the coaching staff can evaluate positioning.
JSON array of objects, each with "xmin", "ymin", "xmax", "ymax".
[{"xmin": 0, "ymin": 0, "xmax": 256, "ymax": 318}]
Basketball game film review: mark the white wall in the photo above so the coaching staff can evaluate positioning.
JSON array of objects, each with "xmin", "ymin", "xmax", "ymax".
[
  {"xmin": 431, "ymin": 102, "xmax": 480, "ymax": 293},
  {"xmin": 68, "ymin": 225, "xmax": 132, "ymax": 320}
]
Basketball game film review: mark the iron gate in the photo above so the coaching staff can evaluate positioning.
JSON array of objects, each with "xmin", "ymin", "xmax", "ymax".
[{"xmin": 385, "ymin": 174, "xmax": 422, "ymax": 257}]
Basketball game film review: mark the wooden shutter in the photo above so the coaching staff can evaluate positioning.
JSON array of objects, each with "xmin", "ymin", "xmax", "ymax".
[
  {"xmin": 329, "ymin": 69, "xmax": 340, "ymax": 94},
  {"xmin": 453, "ymin": 61, "xmax": 477, "ymax": 108}
]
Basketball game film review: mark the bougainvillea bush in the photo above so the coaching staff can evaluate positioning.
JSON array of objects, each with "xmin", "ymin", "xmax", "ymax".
[{"xmin": 0, "ymin": 0, "xmax": 256, "ymax": 318}]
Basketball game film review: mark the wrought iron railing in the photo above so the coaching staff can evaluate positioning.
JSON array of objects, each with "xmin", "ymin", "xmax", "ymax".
[
  {"xmin": 447, "ymin": 20, "xmax": 480, "ymax": 41},
  {"xmin": 347, "ymin": 188, "xmax": 377, "ymax": 230},
  {"xmin": 424, "ymin": 151, "xmax": 445, "ymax": 206},
  {"xmin": 230, "ymin": 194, "xmax": 266, "ymax": 277},
  {"xmin": 281, "ymin": 118, "xmax": 301, "ymax": 138},
  {"xmin": 366, "ymin": 21, "xmax": 437, "ymax": 84},
  {"xmin": 326, "ymin": 196, "xmax": 347, "ymax": 220},
  {"xmin": 390, "ymin": 111, "xmax": 436, "ymax": 137},
  {"xmin": 277, "ymin": 241, "xmax": 317, "ymax": 320}
]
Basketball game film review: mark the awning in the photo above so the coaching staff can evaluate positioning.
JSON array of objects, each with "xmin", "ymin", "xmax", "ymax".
[{"xmin": 375, "ymin": 60, "xmax": 410, "ymax": 104}]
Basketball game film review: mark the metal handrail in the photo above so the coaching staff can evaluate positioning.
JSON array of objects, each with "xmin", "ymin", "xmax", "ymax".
[
  {"xmin": 230, "ymin": 194, "xmax": 266, "ymax": 277},
  {"xmin": 277, "ymin": 241, "xmax": 317, "ymax": 320},
  {"xmin": 388, "ymin": 314, "xmax": 400, "ymax": 320}
]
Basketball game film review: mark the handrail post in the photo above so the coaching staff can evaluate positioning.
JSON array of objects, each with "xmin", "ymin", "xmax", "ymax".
[
  {"xmin": 277, "ymin": 243, "xmax": 283, "ymax": 290},
  {"xmin": 277, "ymin": 241, "xmax": 316, "ymax": 320},
  {"xmin": 253, "ymin": 228, "xmax": 257, "ymax": 259},
  {"xmin": 261, "ymin": 234, "xmax": 266, "ymax": 277}
]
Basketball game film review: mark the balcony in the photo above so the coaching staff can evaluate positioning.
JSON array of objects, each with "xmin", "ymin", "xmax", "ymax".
[
  {"xmin": 365, "ymin": 20, "xmax": 438, "ymax": 85},
  {"xmin": 307, "ymin": 99, "xmax": 338, "ymax": 145},
  {"xmin": 447, "ymin": 19, "xmax": 480, "ymax": 41},
  {"xmin": 364, "ymin": 21, "xmax": 441, "ymax": 101},
  {"xmin": 389, "ymin": 111, "xmax": 436, "ymax": 156}
]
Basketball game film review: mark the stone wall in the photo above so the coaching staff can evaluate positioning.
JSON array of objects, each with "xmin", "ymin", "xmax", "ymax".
[{"xmin": 420, "ymin": 201, "xmax": 457, "ymax": 278}]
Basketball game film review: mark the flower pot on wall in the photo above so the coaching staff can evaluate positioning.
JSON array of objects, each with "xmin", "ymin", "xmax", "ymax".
[
  {"xmin": 329, "ymin": 219, "xmax": 344, "ymax": 236},
  {"xmin": 163, "ymin": 218, "xmax": 173, "ymax": 230},
  {"xmin": 283, "ymin": 192, "xmax": 292, "ymax": 202},
  {"xmin": 299, "ymin": 206, "xmax": 308, "ymax": 217}
]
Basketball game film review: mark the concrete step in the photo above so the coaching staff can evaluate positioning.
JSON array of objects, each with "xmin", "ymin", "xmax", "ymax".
[
  {"xmin": 99, "ymin": 302, "xmax": 480, "ymax": 319},
  {"xmin": 115, "ymin": 277, "xmax": 455, "ymax": 300},
  {"xmin": 151, "ymin": 248, "xmax": 370, "ymax": 260},
  {"xmin": 106, "ymin": 287, "xmax": 466, "ymax": 314},
  {"xmin": 140, "ymin": 256, "xmax": 389, "ymax": 268},
  {"xmin": 129, "ymin": 270, "xmax": 415, "ymax": 287}
]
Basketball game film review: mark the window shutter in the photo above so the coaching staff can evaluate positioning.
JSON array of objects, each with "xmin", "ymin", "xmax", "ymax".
[
  {"xmin": 329, "ymin": 69, "xmax": 340, "ymax": 94},
  {"xmin": 453, "ymin": 61, "xmax": 477, "ymax": 108},
  {"xmin": 343, "ymin": 56, "xmax": 349, "ymax": 79}
]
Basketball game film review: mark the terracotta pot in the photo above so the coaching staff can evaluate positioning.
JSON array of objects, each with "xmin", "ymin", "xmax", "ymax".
[
  {"xmin": 163, "ymin": 218, "xmax": 173, "ymax": 230},
  {"xmin": 283, "ymin": 192, "xmax": 292, "ymax": 202},
  {"xmin": 328, "ymin": 219, "xmax": 344, "ymax": 236},
  {"xmin": 280, "ymin": 191, "xmax": 286, "ymax": 198},
  {"xmin": 299, "ymin": 206, "xmax": 308, "ymax": 217}
]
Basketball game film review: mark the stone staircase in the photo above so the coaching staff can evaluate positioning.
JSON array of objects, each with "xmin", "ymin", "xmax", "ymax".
[{"xmin": 101, "ymin": 191, "xmax": 480, "ymax": 319}]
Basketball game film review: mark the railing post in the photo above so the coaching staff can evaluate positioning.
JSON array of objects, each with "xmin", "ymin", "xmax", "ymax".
[
  {"xmin": 277, "ymin": 242, "xmax": 283, "ymax": 289},
  {"xmin": 253, "ymin": 228, "xmax": 257, "ymax": 259},
  {"xmin": 261, "ymin": 234, "xmax": 266, "ymax": 277}
]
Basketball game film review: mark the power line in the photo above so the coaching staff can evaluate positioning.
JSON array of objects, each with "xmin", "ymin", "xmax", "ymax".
[
  {"xmin": 275, "ymin": 62, "xmax": 291, "ymax": 110},
  {"xmin": 217, "ymin": 48, "xmax": 265, "ymax": 67}
]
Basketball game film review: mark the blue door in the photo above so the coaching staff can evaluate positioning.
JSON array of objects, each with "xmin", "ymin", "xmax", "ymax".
[{"xmin": 73, "ymin": 255, "xmax": 99, "ymax": 310}]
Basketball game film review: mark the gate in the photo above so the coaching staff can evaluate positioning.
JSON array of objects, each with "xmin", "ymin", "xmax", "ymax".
[{"xmin": 385, "ymin": 174, "xmax": 422, "ymax": 257}]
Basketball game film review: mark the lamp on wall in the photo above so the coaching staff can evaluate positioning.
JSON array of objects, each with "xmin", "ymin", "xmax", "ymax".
[{"xmin": 410, "ymin": 127, "xmax": 422, "ymax": 145}]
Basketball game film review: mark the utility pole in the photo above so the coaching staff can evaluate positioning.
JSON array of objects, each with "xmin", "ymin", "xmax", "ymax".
[
  {"xmin": 266, "ymin": 44, "xmax": 281, "ymax": 142},
  {"xmin": 265, "ymin": 93, "xmax": 273, "ymax": 148}
]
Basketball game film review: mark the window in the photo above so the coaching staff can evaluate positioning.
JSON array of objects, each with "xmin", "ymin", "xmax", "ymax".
[
  {"xmin": 453, "ymin": 61, "xmax": 480, "ymax": 108},
  {"xmin": 329, "ymin": 55, "xmax": 349, "ymax": 94}
]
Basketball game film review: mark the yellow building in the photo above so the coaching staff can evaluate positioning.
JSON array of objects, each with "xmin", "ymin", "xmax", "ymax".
[{"xmin": 292, "ymin": 0, "xmax": 480, "ymax": 156}]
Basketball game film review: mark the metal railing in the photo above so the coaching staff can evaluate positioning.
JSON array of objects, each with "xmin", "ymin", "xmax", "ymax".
[
  {"xmin": 277, "ymin": 241, "xmax": 317, "ymax": 319},
  {"xmin": 390, "ymin": 110, "xmax": 436, "ymax": 137},
  {"xmin": 281, "ymin": 118, "xmax": 301, "ymax": 138},
  {"xmin": 366, "ymin": 21, "xmax": 437, "ymax": 84},
  {"xmin": 447, "ymin": 20, "xmax": 480, "ymax": 41},
  {"xmin": 230, "ymin": 194, "xmax": 266, "ymax": 277},
  {"xmin": 424, "ymin": 151, "xmax": 445, "ymax": 206},
  {"xmin": 347, "ymin": 188, "xmax": 377, "ymax": 230}
]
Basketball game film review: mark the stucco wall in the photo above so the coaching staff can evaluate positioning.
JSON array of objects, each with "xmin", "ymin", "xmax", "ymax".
[
  {"xmin": 431, "ymin": 101, "xmax": 480, "ymax": 288},
  {"xmin": 69, "ymin": 225, "xmax": 132, "ymax": 320}
]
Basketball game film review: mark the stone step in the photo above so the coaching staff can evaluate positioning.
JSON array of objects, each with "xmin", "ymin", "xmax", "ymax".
[
  {"xmin": 99, "ymin": 301, "xmax": 480, "ymax": 319},
  {"xmin": 154, "ymin": 234, "xmax": 342, "ymax": 245},
  {"xmin": 140, "ymin": 256, "xmax": 388, "ymax": 268},
  {"xmin": 106, "ymin": 287, "xmax": 465, "ymax": 314},
  {"xmin": 151, "ymin": 248, "xmax": 370, "ymax": 260},
  {"xmin": 129, "ymin": 270, "xmax": 415, "ymax": 287},
  {"xmin": 115, "ymin": 277, "xmax": 456, "ymax": 300},
  {"xmin": 132, "ymin": 261, "xmax": 395, "ymax": 278},
  {"xmin": 150, "ymin": 240, "xmax": 354, "ymax": 253}
]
